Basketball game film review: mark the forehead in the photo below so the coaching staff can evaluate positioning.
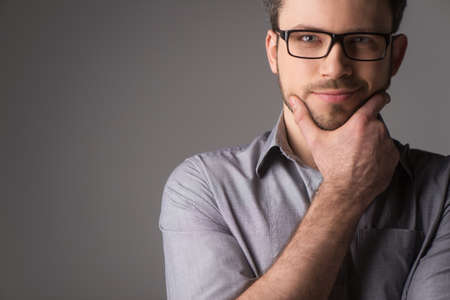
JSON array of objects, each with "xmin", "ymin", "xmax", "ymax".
[{"xmin": 278, "ymin": 0, "xmax": 392, "ymax": 33}]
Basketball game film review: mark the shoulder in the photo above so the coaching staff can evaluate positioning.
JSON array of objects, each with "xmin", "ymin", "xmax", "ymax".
[
  {"xmin": 160, "ymin": 131, "xmax": 271, "ymax": 229},
  {"xmin": 169, "ymin": 130, "xmax": 272, "ymax": 184},
  {"xmin": 402, "ymin": 146, "xmax": 450, "ymax": 216},
  {"xmin": 404, "ymin": 146, "xmax": 450, "ymax": 180}
]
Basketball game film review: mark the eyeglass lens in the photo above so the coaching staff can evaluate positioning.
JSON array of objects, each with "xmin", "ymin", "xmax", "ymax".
[{"xmin": 288, "ymin": 31, "xmax": 387, "ymax": 60}]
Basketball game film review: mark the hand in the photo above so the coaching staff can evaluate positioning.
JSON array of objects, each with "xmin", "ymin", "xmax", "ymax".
[{"xmin": 289, "ymin": 92, "xmax": 400, "ymax": 212}]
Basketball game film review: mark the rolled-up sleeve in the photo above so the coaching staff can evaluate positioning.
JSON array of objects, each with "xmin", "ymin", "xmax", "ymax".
[
  {"xmin": 406, "ymin": 184, "xmax": 450, "ymax": 300},
  {"xmin": 159, "ymin": 157, "xmax": 255, "ymax": 300}
]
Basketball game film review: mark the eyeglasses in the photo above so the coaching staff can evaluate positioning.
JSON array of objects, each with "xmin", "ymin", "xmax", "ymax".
[{"xmin": 276, "ymin": 29, "xmax": 392, "ymax": 61}]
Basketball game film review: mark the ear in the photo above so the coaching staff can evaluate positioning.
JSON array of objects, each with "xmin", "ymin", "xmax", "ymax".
[
  {"xmin": 265, "ymin": 30, "xmax": 279, "ymax": 74},
  {"xmin": 390, "ymin": 34, "xmax": 408, "ymax": 77}
]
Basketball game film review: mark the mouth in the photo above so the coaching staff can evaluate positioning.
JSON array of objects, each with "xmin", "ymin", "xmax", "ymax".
[{"xmin": 311, "ymin": 88, "xmax": 361, "ymax": 104}]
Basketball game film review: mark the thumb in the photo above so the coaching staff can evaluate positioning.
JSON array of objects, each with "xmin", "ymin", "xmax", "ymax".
[
  {"xmin": 356, "ymin": 92, "xmax": 390, "ymax": 119},
  {"xmin": 289, "ymin": 95, "xmax": 322, "ymax": 146}
]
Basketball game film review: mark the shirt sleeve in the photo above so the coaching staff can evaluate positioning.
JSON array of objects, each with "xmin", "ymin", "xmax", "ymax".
[
  {"xmin": 159, "ymin": 157, "xmax": 256, "ymax": 300},
  {"xmin": 406, "ymin": 183, "xmax": 450, "ymax": 300}
]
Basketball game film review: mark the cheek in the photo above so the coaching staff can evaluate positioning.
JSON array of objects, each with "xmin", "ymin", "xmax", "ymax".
[
  {"xmin": 278, "ymin": 54, "xmax": 316, "ymax": 92},
  {"xmin": 356, "ymin": 61, "xmax": 391, "ymax": 92}
]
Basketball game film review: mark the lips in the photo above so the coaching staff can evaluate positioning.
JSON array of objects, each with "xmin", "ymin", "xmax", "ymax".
[{"xmin": 312, "ymin": 88, "xmax": 361, "ymax": 104}]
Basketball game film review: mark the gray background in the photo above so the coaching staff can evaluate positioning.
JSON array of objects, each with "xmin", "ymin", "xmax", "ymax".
[{"xmin": 2, "ymin": 1, "xmax": 449, "ymax": 299}]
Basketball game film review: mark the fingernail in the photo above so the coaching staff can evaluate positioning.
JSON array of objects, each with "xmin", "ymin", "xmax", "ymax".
[{"xmin": 385, "ymin": 93, "xmax": 391, "ymax": 103}]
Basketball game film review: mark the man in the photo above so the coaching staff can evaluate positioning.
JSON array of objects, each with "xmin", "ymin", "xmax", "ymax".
[{"xmin": 160, "ymin": 0, "xmax": 450, "ymax": 299}]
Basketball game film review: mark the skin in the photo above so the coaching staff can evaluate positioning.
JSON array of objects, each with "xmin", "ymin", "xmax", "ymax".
[
  {"xmin": 237, "ymin": 0, "xmax": 408, "ymax": 299},
  {"xmin": 266, "ymin": 0, "xmax": 407, "ymax": 169}
]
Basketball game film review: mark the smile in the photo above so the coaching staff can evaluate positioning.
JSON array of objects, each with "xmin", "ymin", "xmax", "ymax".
[{"xmin": 312, "ymin": 88, "xmax": 361, "ymax": 104}]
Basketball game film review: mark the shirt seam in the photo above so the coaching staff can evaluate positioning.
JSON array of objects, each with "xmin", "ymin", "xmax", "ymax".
[{"xmin": 186, "ymin": 156, "xmax": 229, "ymax": 230}]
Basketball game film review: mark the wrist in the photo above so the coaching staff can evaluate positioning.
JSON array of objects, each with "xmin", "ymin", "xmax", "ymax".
[{"xmin": 316, "ymin": 180, "xmax": 368, "ymax": 220}]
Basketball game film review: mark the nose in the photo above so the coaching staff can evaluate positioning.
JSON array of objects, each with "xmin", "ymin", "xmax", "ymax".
[{"xmin": 319, "ymin": 41, "xmax": 353, "ymax": 79}]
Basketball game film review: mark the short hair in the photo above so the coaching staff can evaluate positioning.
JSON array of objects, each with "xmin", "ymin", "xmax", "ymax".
[{"xmin": 262, "ymin": 0, "xmax": 407, "ymax": 33}]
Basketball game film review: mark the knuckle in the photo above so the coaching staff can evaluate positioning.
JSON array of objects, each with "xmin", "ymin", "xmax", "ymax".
[
  {"xmin": 352, "ymin": 114, "xmax": 369, "ymax": 134},
  {"xmin": 294, "ymin": 113, "xmax": 305, "ymax": 126},
  {"xmin": 356, "ymin": 113, "xmax": 370, "ymax": 125},
  {"xmin": 293, "ymin": 109, "xmax": 302, "ymax": 123},
  {"xmin": 295, "ymin": 112, "xmax": 309, "ymax": 128}
]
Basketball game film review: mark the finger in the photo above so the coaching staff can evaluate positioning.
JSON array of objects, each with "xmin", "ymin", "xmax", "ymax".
[
  {"xmin": 355, "ymin": 92, "xmax": 390, "ymax": 119},
  {"xmin": 289, "ymin": 95, "xmax": 323, "ymax": 145},
  {"xmin": 376, "ymin": 113, "xmax": 393, "ymax": 138}
]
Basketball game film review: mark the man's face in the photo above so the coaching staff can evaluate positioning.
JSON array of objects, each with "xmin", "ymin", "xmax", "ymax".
[{"xmin": 268, "ymin": 0, "xmax": 395, "ymax": 130}]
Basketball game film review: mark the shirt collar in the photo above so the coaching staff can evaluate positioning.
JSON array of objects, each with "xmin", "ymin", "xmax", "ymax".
[
  {"xmin": 256, "ymin": 109, "xmax": 302, "ymax": 178},
  {"xmin": 255, "ymin": 109, "xmax": 414, "ymax": 180}
]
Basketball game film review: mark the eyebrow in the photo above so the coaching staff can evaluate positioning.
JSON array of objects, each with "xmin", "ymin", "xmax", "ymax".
[{"xmin": 289, "ymin": 23, "xmax": 389, "ymax": 33}]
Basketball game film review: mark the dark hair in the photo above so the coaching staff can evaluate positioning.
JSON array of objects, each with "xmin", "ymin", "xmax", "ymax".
[{"xmin": 263, "ymin": 0, "xmax": 407, "ymax": 33}]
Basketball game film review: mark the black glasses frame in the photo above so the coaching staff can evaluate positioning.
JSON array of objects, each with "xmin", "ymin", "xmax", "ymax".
[{"xmin": 276, "ymin": 29, "xmax": 392, "ymax": 61}]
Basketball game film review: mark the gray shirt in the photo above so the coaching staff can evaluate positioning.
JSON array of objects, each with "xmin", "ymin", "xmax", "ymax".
[{"xmin": 159, "ymin": 110, "xmax": 450, "ymax": 300}]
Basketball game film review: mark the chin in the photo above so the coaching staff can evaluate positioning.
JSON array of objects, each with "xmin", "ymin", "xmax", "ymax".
[
  {"xmin": 312, "ymin": 111, "xmax": 352, "ymax": 131},
  {"xmin": 314, "ymin": 119, "xmax": 345, "ymax": 131}
]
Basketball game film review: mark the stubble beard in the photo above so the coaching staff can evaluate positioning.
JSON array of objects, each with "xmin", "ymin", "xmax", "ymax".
[{"xmin": 277, "ymin": 59, "xmax": 392, "ymax": 131}]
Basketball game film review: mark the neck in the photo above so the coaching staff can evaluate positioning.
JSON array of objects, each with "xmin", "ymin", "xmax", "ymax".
[{"xmin": 282, "ymin": 104, "xmax": 318, "ymax": 170}]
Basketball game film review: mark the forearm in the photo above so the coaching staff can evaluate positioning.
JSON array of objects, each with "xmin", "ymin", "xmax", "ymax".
[{"xmin": 237, "ymin": 182, "xmax": 365, "ymax": 300}]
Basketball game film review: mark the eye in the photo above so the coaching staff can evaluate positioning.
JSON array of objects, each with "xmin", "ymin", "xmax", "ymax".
[
  {"xmin": 350, "ymin": 36, "xmax": 372, "ymax": 44},
  {"xmin": 300, "ymin": 35, "xmax": 320, "ymax": 42}
]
